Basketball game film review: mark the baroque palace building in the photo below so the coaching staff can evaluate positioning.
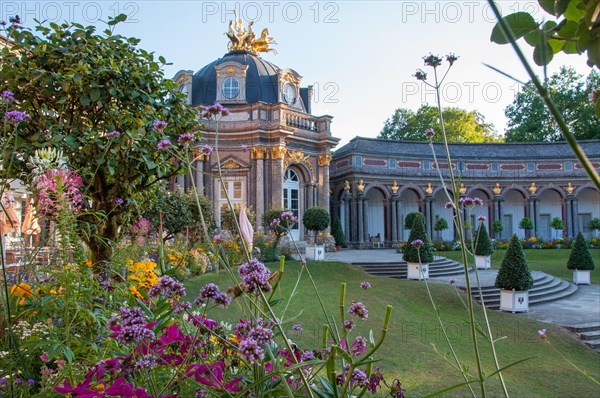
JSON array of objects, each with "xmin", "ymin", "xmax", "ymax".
[{"xmin": 174, "ymin": 20, "xmax": 600, "ymax": 246}]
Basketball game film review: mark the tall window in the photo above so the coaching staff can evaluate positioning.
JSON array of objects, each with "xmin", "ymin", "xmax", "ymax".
[
  {"xmin": 218, "ymin": 178, "xmax": 245, "ymax": 225},
  {"xmin": 222, "ymin": 77, "xmax": 240, "ymax": 99},
  {"xmin": 283, "ymin": 169, "xmax": 300, "ymax": 239}
]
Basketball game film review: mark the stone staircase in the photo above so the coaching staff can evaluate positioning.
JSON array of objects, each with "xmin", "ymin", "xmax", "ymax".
[
  {"xmin": 465, "ymin": 272, "xmax": 578, "ymax": 310},
  {"xmin": 355, "ymin": 256, "xmax": 466, "ymax": 279},
  {"xmin": 563, "ymin": 323, "xmax": 600, "ymax": 354}
]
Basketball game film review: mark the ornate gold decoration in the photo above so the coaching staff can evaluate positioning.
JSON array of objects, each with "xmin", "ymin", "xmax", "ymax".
[
  {"xmin": 222, "ymin": 159, "xmax": 241, "ymax": 169},
  {"xmin": 192, "ymin": 148, "xmax": 209, "ymax": 161},
  {"xmin": 251, "ymin": 146, "xmax": 267, "ymax": 160},
  {"xmin": 391, "ymin": 181, "xmax": 399, "ymax": 194},
  {"xmin": 425, "ymin": 183, "xmax": 433, "ymax": 195},
  {"xmin": 281, "ymin": 73, "xmax": 300, "ymax": 85},
  {"xmin": 286, "ymin": 148, "xmax": 309, "ymax": 164},
  {"xmin": 344, "ymin": 180, "xmax": 350, "ymax": 192},
  {"xmin": 224, "ymin": 66, "xmax": 236, "ymax": 75},
  {"xmin": 226, "ymin": 16, "xmax": 277, "ymax": 55},
  {"xmin": 271, "ymin": 146, "xmax": 286, "ymax": 159},
  {"xmin": 528, "ymin": 182, "xmax": 538, "ymax": 195},
  {"xmin": 459, "ymin": 183, "xmax": 467, "ymax": 195},
  {"xmin": 492, "ymin": 183, "xmax": 502, "ymax": 196},
  {"xmin": 176, "ymin": 74, "xmax": 190, "ymax": 84},
  {"xmin": 566, "ymin": 182, "xmax": 575, "ymax": 195},
  {"xmin": 317, "ymin": 154, "xmax": 332, "ymax": 166},
  {"xmin": 357, "ymin": 180, "xmax": 365, "ymax": 193}
]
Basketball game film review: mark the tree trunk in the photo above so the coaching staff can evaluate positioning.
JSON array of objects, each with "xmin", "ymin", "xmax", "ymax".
[{"xmin": 82, "ymin": 211, "xmax": 120, "ymax": 278}]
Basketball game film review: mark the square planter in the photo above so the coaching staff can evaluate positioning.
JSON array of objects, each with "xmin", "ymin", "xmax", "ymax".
[
  {"xmin": 306, "ymin": 245, "xmax": 325, "ymax": 261},
  {"xmin": 475, "ymin": 255, "xmax": 491, "ymax": 270},
  {"xmin": 499, "ymin": 289, "xmax": 529, "ymax": 313},
  {"xmin": 407, "ymin": 262, "xmax": 429, "ymax": 280},
  {"xmin": 573, "ymin": 270, "xmax": 591, "ymax": 285}
]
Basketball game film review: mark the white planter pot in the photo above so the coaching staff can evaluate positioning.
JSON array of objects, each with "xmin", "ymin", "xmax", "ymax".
[
  {"xmin": 306, "ymin": 245, "xmax": 325, "ymax": 261},
  {"xmin": 407, "ymin": 262, "xmax": 429, "ymax": 280},
  {"xmin": 475, "ymin": 255, "xmax": 491, "ymax": 269},
  {"xmin": 573, "ymin": 270, "xmax": 591, "ymax": 285},
  {"xmin": 499, "ymin": 289, "xmax": 529, "ymax": 313}
]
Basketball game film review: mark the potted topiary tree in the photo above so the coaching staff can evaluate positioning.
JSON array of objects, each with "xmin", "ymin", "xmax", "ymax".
[
  {"xmin": 403, "ymin": 215, "xmax": 434, "ymax": 280},
  {"xmin": 491, "ymin": 220, "xmax": 503, "ymax": 240},
  {"xmin": 567, "ymin": 232, "xmax": 596, "ymax": 285},
  {"xmin": 303, "ymin": 207, "xmax": 330, "ymax": 261},
  {"xmin": 550, "ymin": 217, "xmax": 564, "ymax": 240},
  {"xmin": 331, "ymin": 218, "xmax": 346, "ymax": 251},
  {"xmin": 589, "ymin": 218, "xmax": 600, "ymax": 238},
  {"xmin": 434, "ymin": 217, "xmax": 449, "ymax": 241},
  {"xmin": 474, "ymin": 221, "xmax": 493, "ymax": 269},
  {"xmin": 519, "ymin": 217, "xmax": 534, "ymax": 239},
  {"xmin": 495, "ymin": 234, "xmax": 534, "ymax": 312}
]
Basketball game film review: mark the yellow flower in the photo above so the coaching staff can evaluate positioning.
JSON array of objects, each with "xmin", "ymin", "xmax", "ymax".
[
  {"xmin": 10, "ymin": 283, "xmax": 32, "ymax": 305},
  {"xmin": 85, "ymin": 259, "xmax": 92, "ymax": 268},
  {"xmin": 130, "ymin": 286, "xmax": 143, "ymax": 299}
]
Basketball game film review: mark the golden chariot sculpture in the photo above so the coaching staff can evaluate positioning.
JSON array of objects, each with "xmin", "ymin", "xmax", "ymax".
[{"xmin": 226, "ymin": 15, "xmax": 277, "ymax": 55}]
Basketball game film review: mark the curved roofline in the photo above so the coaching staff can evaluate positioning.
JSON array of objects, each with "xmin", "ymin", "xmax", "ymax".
[{"xmin": 346, "ymin": 136, "xmax": 600, "ymax": 147}]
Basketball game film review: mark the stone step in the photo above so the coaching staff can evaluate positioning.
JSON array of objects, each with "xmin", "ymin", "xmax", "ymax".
[
  {"xmin": 469, "ymin": 274, "xmax": 554, "ymax": 293},
  {"xmin": 578, "ymin": 331, "xmax": 600, "ymax": 341},
  {"xmin": 564, "ymin": 322, "xmax": 600, "ymax": 333},
  {"xmin": 584, "ymin": 339, "xmax": 600, "ymax": 349},
  {"xmin": 357, "ymin": 258, "xmax": 467, "ymax": 279}
]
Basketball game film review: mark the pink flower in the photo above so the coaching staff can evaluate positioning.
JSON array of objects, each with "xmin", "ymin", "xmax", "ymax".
[
  {"xmin": 202, "ymin": 103, "xmax": 230, "ymax": 119},
  {"xmin": 348, "ymin": 301, "xmax": 368, "ymax": 320},
  {"xmin": 478, "ymin": 215, "xmax": 486, "ymax": 222},
  {"xmin": 424, "ymin": 128, "xmax": 435, "ymax": 138},
  {"xmin": 241, "ymin": 144, "xmax": 249, "ymax": 152},
  {"xmin": 411, "ymin": 239, "xmax": 424, "ymax": 248},
  {"xmin": 445, "ymin": 201, "xmax": 454, "ymax": 209},
  {"xmin": 449, "ymin": 278, "xmax": 456, "ymax": 285},
  {"xmin": 106, "ymin": 130, "xmax": 120, "ymax": 138},
  {"xmin": 200, "ymin": 144, "xmax": 213, "ymax": 156},
  {"xmin": 153, "ymin": 120, "xmax": 168, "ymax": 131},
  {"xmin": 538, "ymin": 329, "xmax": 547, "ymax": 340},
  {"xmin": 157, "ymin": 139, "xmax": 171, "ymax": 150},
  {"xmin": 178, "ymin": 133, "xmax": 195, "ymax": 146},
  {"xmin": 360, "ymin": 281, "xmax": 371, "ymax": 290}
]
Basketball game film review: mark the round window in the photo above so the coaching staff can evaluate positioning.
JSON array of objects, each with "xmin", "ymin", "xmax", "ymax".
[
  {"xmin": 283, "ymin": 83, "xmax": 296, "ymax": 105},
  {"xmin": 222, "ymin": 77, "xmax": 240, "ymax": 99}
]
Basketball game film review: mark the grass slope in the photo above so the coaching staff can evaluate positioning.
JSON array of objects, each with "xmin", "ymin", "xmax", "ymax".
[
  {"xmin": 186, "ymin": 260, "xmax": 600, "ymax": 397},
  {"xmin": 437, "ymin": 248, "xmax": 600, "ymax": 285}
]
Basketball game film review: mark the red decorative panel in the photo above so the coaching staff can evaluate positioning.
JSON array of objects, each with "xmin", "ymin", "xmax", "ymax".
[
  {"xmin": 363, "ymin": 158, "xmax": 387, "ymax": 167},
  {"xmin": 466, "ymin": 164, "xmax": 489, "ymax": 171},
  {"xmin": 501, "ymin": 164, "xmax": 525, "ymax": 171},
  {"xmin": 575, "ymin": 162, "xmax": 600, "ymax": 169},
  {"xmin": 537, "ymin": 163, "xmax": 562, "ymax": 171},
  {"xmin": 335, "ymin": 160, "xmax": 349, "ymax": 168},
  {"xmin": 396, "ymin": 161, "xmax": 421, "ymax": 168}
]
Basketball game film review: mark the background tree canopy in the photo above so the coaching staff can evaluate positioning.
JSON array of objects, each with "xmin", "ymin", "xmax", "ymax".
[
  {"xmin": 504, "ymin": 66, "xmax": 600, "ymax": 142},
  {"xmin": 378, "ymin": 105, "xmax": 499, "ymax": 142}
]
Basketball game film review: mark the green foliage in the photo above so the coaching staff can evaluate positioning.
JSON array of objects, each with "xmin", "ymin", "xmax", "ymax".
[
  {"xmin": 492, "ymin": 220, "xmax": 504, "ymax": 233},
  {"xmin": 302, "ymin": 207, "xmax": 330, "ymax": 233},
  {"xmin": 262, "ymin": 208, "xmax": 287, "ymax": 241},
  {"xmin": 550, "ymin": 217, "xmax": 564, "ymax": 231},
  {"xmin": 491, "ymin": 1, "xmax": 600, "ymax": 69},
  {"xmin": 404, "ymin": 212, "xmax": 424, "ymax": 230},
  {"xmin": 474, "ymin": 223, "xmax": 494, "ymax": 256},
  {"xmin": 519, "ymin": 217, "xmax": 534, "ymax": 231},
  {"xmin": 0, "ymin": 18, "xmax": 199, "ymax": 272},
  {"xmin": 185, "ymin": 193, "xmax": 215, "ymax": 244},
  {"xmin": 403, "ymin": 215, "xmax": 434, "ymax": 263},
  {"xmin": 434, "ymin": 217, "xmax": 449, "ymax": 232},
  {"xmin": 379, "ymin": 104, "xmax": 500, "ymax": 142},
  {"xmin": 567, "ymin": 232, "xmax": 596, "ymax": 270},
  {"xmin": 144, "ymin": 186, "xmax": 192, "ymax": 241},
  {"xmin": 504, "ymin": 67, "xmax": 600, "ymax": 141},
  {"xmin": 589, "ymin": 217, "xmax": 600, "ymax": 231},
  {"xmin": 220, "ymin": 205, "xmax": 255, "ymax": 236},
  {"xmin": 495, "ymin": 235, "xmax": 534, "ymax": 291},
  {"xmin": 331, "ymin": 218, "xmax": 346, "ymax": 246}
]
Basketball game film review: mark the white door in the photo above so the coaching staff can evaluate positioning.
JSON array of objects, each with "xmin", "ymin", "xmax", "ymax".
[{"xmin": 283, "ymin": 169, "xmax": 300, "ymax": 241}]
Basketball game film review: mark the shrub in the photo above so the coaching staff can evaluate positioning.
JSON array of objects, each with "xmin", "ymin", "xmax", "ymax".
[
  {"xmin": 495, "ymin": 235, "xmax": 534, "ymax": 291},
  {"xmin": 221, "ymin": 205, "xmax": 255, "ymax": 236},
  {"xmin": 519, "ymin": 217, "xmax": 534, "ymax": 231},
  {"xmin": 492, "ymin": 220, "xmax": 504, "ymax": 234},
  {"xmin": 434, "ymin": 217, "xmax": 449, "ymax": 240},
  {"xmin": 331, "ymin": 218, "xmax": 346, "ymax": 246},
  {"xmin": 567, "ymin": 232, "xmax": 596, "ymax": 271},
  {"xmin": 589, "ymin": 218, "xmax": 600, "ymax": 233},
  {"xmin": 262, "ymin": 208, "xmax": 287, "ymax": 242},
  {"xmin": 403, "ymin": 215, "xmax": 434, "ymax": 263},
  {"xmin": 550, "ymin": 217, "xmax": 564, "ymax": 231},
  {"xmin": 404, "ymin": 211, "xmax": 424, "ymax": 230},
  {"xmin": 303, "ymin": 207, "xmax": 331, "ymax": 237},
  {"xmin": 474, "ymin": 223, "xmax": 494, "ymax": 256}
]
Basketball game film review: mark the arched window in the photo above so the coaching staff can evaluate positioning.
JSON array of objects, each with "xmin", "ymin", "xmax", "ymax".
[
  {"xmin": 283, "ymin": 169, "xmax": 300, "ymax": 239},
  {"xmin": 222, "ymin": 77, "xmax": 240, "ymax": 99}
]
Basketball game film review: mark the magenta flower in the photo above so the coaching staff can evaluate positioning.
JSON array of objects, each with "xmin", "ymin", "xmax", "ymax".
[
  {"xmin": 445, "ymin": 201, "xmax": 454, "ymax": 209},
  {"xmin": 360, "ymin": 281, "xmax": 371, "ymax": 290},
  {"xmin": 153, "ymin": 120, "xmax": 168, "ymax": 131},
  {"xmin": 1, "ymin": 90, "xmax": 15, "ymax": 103},
  {"xmin": 411, "ymin": 239, "xmax": 424, "ymax": 248},
  {"xmin": 348, "ymin": 301, "xmax": 369, "ymax": 320},
  {"xmin": 39, "ymin": 352, "xmax": 49, "ymax": 363},
  {"xmin": 478, "ymin": 215, "xmax": 486, "ymax": 222},
  {"xmin": 238, "ymin": 258, "xmax": 272, "ymax": 294},
  {"xmin": 186, "ymin": 361, "xmax": 243, "ymax": 392},
  {"xmin": 201, "ymin": 103, "xmax": 230, "ymax": 119},
  {"xmin": 157, "ymin": 139, "xmax": 171, "ymax": 150},
  {"xmin": 343, "ymin": 319, "xmax": 355, "ymax": 332},
  {"xmin": 200, "ymin": 144, "xmax": 214, "ymax": 157},
  {"xmin": 35, "ymin": 168, "xmax": 84, "ymax": 217},
  {"xmin": 178, "ymin": 133, "xmax": 195, "ymax": 146},
  {"xmin": 424, "ymin": 128, "xmax": 435, "ymax": 138},
  {"xmin": 133, "ymin": 218, "xmax": 151, "ymax": 235},
  {"xmin": 351, "ymin": 336, "xmax": 367, "ymax": 357},
  {"xmin": 538, "ymin": 329, "xmax": 547, "ymax": 340},
  {"xmin": 270, "ymin": 218, "xmax": 281, "ymax": 229},
  {"xmin": 4, "ymin": 110, "xmax": 30, "ymax": 124},
  {"xmin": 449, "ymin": 278, "xmax": 456, "ymax": 285},
  {"xmin": 106, "ymin": 130, "xmax": 120, "ymax": 138}
]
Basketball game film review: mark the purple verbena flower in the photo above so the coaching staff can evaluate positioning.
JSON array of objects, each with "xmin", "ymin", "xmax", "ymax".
[
  {"xmin": 148, "ymin": 275, "xmax": 186, "ymax": 299},
  {"xmin": 239, "ymin": 338, "xmax": 264, "ymax": 364},
  {"xmin": 157, "ymin": 139, "xmax": 171, "ymax": 151},
  {"xmin": 194, "ymin": 283, "xmax": 230, "ymax": 308},
  {"xmin": 172, "ymin": 300, "xmax": 192, "ymax": 314},
  {"xmin": 270, "ymin": 218, "xmax": 281, "ymax": 229},
  {"xmin": 478, "ymin": 215, "xmax": 486, "ymax": 222},
  {"xmin": 238, "ymin": 258, "xmax": 272, "ymax": 294},
  {"xmin": 424, "ymin": 128, "xmax": 435, "ymax": 138},
  {"xmin": 153, "ymin": 120, "xmax": 168, "ymax": 131},
  {"xmin": 360, "ymin": 281, "xmax": 371, "ymax": 290},
  {"xmin": 4, "ymin": 110, "xmax": 31, "ymax": 124},
  {"xmin": 115, "ymin": 198, "xmax": 124, "ymax": 205},
  {"xmin": 350, "ymin": 368, "xmax": 368, "ymax": 388},
  {"xmin": 292, "ymin": 324, "xmax": 303, "ymax": 332},
  {"xmin": 241, "ymin": 144, "xmax": 249, "ymax": 152},
  {"xmin": 343, "ymin": 319, "xmax": 355, "ymax": 332},
  {"xmin": 111, "ymin": 306, "xmax": 155, "ymax": 345},
  {"xmin": 445, "ymin": 201, "xmax": 454, "ymax": 209},
  {"xmin": 247, "ymin": 325, "xmax": 274, "ymax": 347},
  {"xmin": 202, "ymin": 103, "xmax": 230, "ymax": 119},
  {"xmin": 348, "ymin": 301, "xmax": 368, "ymax": 320},
  {"xmin": 199, "ymin": 144, "xmax": 213, "ymax": 157},
  {"xmin": 300, "ymin": 350, "xmax": 315, "ymax": 362},
  {"xmin": 106, "ymin": 130, "xmax": 120, "ymax": 139},
  {"xmin": 281, "ymin": 211, "xmax": 298, "ymax": 224},
  {"xmin": 423, "ymin": 53, "xmax": 443, "ymax": 67},
  {"xmin": 446, "ymin": 53, "xmax": 459, "ymax": 65},
  {"xmin": 178, "ymin": 133, "xmax": 195, "ymax": 146},
  {"xmin": 411, "ymin": 239, "xmax": 424, "ymax": 248},
  {"xmin": 1, "ymin": 90, "xmax": 15, "ymax": 103}
]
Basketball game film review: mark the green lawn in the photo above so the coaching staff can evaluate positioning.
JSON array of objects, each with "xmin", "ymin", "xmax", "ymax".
[
  {"xmin": 185, "ymin": 260, "xmax": 600, "ymax": 397},
  {"xmin": 437, "ymin": 248, "xmax": 600, "ymax": 285}
]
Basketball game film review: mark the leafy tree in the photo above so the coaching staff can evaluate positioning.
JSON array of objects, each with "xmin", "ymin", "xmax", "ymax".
[
  {"xmin": 303, "ymin": 207, "xmax": 331, "ymax": 242},
  {"xmin": 567, "ymin": 232, "xmax": 595, "ymax": 271},
  {"xmin": 504, "ymin": 67, "xmax": 600, "ymax": 141},
  {"xmin": 491, "ymin": 1, "xmax": 600, "ymax": 68},
  {"xmin": 492, "ymin": 220, "xmax": 504, "ymax": 239},
  {"xmin": 589, "ymin": 218, "xmax": 600, "ymax": 236},
  {"xmin": 495, "ymin": 235, "xmax": 534, "ymax": 291},
  {"xmin": 404, "ymin": 212, "xmax": 424, "ymax": 230},
  {"xmin": 379, "ymin": 105, "xmax": 499, "ymax": 142},
  {"xmin": 143, "ymin": 186, "xmax": 192, "ymax": 242},
  {"xmin": 0, "ymin": 17, "xmax": 198, "ymax": 274},
  {"xmin": 474, "ymin": 223, "xmax": 494, "ymax": 256},
  {"xmin": 331, "ymin": 218, "xmax": 346, "ymax": 247},
  {"xmin": 262, "ymin": 208, "xmax": 287, "ymax": 243},
  {"xmin": 221, "ymin": 205, "xmax": 255, "ymax": 237},
  {"xmin": 550, "ymin": 217, "xmax": 564, "ymax": 238},
  {"xmin": 519, "ymin": 217, "xmax": 534, "ymax": 238},
  {"xmin": 433, "ymin": 217, "xmax": 449, "ymax": 240},
  {"xmin": 403, "ymin": 216, "xmax": 434, "ymax": 263}
]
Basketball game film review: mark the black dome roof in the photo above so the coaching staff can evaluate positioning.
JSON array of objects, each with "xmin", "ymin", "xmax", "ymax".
[{"xmin": 192, "ymin": 51, "xmax": 280, "ymax": 106}]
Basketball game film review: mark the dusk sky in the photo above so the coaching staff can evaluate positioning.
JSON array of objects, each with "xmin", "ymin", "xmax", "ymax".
[{"xmin": 3, "ymin": 1, "xmax": 592, "ymax": 145}]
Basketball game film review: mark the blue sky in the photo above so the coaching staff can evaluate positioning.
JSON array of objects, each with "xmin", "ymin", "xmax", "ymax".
[{"xmin": 3, "ymin": 1, "xmax": 592, "ymax": 145}]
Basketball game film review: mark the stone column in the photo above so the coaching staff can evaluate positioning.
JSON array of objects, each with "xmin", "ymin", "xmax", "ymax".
[
  {"xmin": 528, "ymin": 196, "xmax": 540, "ymax": 238},
  {"xmin": 424, "ymin": 196, "xmax": 434, "ymax": 240},
  {"xmin": 194, "ymin": 157, "xmax": 205, "ymax": 195},
  {"xmin": 363, "ymin": 195, "xmax": 369, "ymax": 243},
  {"xmin": 493, "ymin": 195, "xmax": 503, "ymax": 239},
  {"xmin": 357, "ymin": 194, "xmax": 365, "ymax": 244},
  {"xmin": 343, "ymin": 192, "xmax": 352, "ymax": 243},
  {"xmin": 391, "ymin": 194, "xmax": 399, "ymax": 243},
  {"xmin": 252, "ymin": 147, "xmax": 266, "ymax": 230},
  {"xmin": 271, "ymin": 146, "xmax": 286, "ymax": 209},
  {"xmin": 317, "ymin": 154, "xmax": 331, "ymax": 210},
  {"xmin": 565, "ymin": 195, "xmax": 578, "ymax": 238}
]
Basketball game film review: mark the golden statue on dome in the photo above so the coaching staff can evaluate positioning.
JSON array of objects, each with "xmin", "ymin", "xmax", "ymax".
[{"xmin": 226, "ymin": 14, "xmax": 277, "ymax": 55}]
